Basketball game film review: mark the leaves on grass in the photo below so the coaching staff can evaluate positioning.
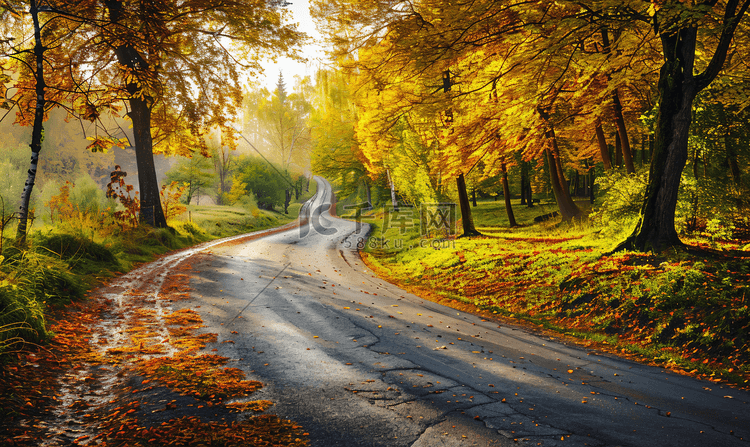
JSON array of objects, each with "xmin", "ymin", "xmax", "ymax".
[{"xmin": 363, "ymin": 234, "xmax": 750, "ymax": 387}]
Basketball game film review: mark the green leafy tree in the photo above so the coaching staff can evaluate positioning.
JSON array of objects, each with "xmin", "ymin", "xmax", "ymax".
[
  {"xmin": 165, "ymin": 154, "xmax": 215, "ymax": 205},
  {"xmin": 234, "ymin": 155, "xmax": 291, "ymax": 210}
]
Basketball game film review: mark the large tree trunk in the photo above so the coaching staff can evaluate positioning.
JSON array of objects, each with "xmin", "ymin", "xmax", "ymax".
[
  {"xmin": 545, "ymin": 146, "xmax": 580, "ymax": 221},
  {"xmin": 457, "ymin": 173, "xmax": 481, "ymax": 237},
  {"xmin": 107, "ymin": 0, "xmax": 167, "ymax": 228},
  {"xmin": 16, "ymin": 1, "xmax": 46, "ymax": 244},
  {"xmin": 594, "ymin": 117, "xmax": 612, "ymax": 170},
  {"xmin": 129, "ymin": 96, "xmax": 168, "ymax": 228},
  {"xmin": 623, "ymin": 29, "xmax": 698, "ymax": 251},
  {"xmin": 501, "ymin": 162, "xmax": 517, "ymax": 228}
]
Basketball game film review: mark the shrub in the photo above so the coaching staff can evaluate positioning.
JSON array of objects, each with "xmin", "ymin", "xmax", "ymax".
[
  {"xmin": 179, "ymin": 221, "xmax": 205, "ymax": 237},
  {"xmin": 590, "ymin": 170, "xmax": 648, "ymax": 237}
]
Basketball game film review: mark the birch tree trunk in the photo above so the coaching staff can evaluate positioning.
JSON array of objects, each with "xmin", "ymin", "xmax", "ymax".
[{"xmin": 16, "ymin": 1, "xmax": 46, "ymax": 244}]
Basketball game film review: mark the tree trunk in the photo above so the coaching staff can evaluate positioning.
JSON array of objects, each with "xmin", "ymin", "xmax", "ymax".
[
  {"xmin": 615, "ymin": 131, "xmax": 622, "ymax": 168},
  {"xmin": 457, "ymin": 173, "xmax": 481, "ymax": 237},
  {"xmin": 364, "ymin": 178, "xmax": 372, "ymax": 207},
  {"xmin": 16, "ymin": 1, "xmax": 46, "ymax": 244},
  {"xmin": 601, "ymin": 27, "xmax": 635, "ymax": 174},
  {"xmin": 471, "ymin": 187, "xmax": 477, "ymax": 207},
  {"xmin": 623, "ymin": 28, "xmax": 698, "ymax": 251},
  {"xmin": 520, "ymin": 163, "xmax": 528, "ymax": 205},
  {"xmin": 501, "ymin": 162, "xmax": 517, "ymax": 228},
  {"xmin": 107, "ymin": 0, "xmax": 167, "ymax": 228},
  {"xmin": 129, "ymin": 96, "xmax": 168, "ymax": 227},
  {"xmin": 726, "ymin": 134, "xmax": 742, "ymax": 185},
  {"xmin": 612, "ymin": 89, "xmax": 636, "ymax": 174},
  {"xmin": 587, "ymin": 159, "xmax": 595, "ymax": 204},
  {"xmin": 544, "ymin": 121, "xmax": 580, "ymax": 221},
  {"xmin": 594, "ymin": 118, "xmax": 612, "ymax": 170},
  {"xmin": 719, "ymin": 104, "xmax": 742, "ymax": 186},
  {"xmin": 524, "ymin": 161, "xmax": 534, "ymax": 208}
]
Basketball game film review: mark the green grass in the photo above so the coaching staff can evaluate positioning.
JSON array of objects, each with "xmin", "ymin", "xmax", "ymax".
[{"xmin": 350, "ymin": 197, "xmax": 750, "ymax": 388}]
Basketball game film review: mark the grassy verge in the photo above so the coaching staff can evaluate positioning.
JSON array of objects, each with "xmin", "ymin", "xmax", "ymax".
[
  {"xmin": 0, "ymin": 180, "xmax": 317, "ymax": 359},
  {"xmin": 350, "ymin": 198, "xmax": 750, "ymax": 389}
]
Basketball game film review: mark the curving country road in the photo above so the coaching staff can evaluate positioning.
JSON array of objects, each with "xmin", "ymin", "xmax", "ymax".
[{"xmin": 181, "ymin": 176, "xmax": 749, "ymax": 447}]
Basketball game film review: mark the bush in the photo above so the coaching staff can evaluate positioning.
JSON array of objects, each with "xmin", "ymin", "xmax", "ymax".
[
  {"xmin": 590, "ymin": 170, "xmax": 648, "ymax": 237},
  {"xmin": 9, "ymin": 255, "xmax": 84, "ymax": 306},
  {"xmin": 179, "ymin": 221, "xmax": 205, "ymax": 237}
]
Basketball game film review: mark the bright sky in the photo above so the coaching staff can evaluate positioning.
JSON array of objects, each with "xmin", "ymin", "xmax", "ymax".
[{"xmin": 256, "ymin": 0, "xmax": 326, "ymax": 91}]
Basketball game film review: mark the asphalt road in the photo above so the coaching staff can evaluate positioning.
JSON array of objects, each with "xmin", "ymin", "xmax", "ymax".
[{"xmin": 182, "ymin": 176, "xmax": 750, "ymax": 447}]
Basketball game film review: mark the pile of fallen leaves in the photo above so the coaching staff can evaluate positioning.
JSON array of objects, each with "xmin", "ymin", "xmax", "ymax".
[{"xmin": 1, "ymin": 255, "xmax": 307, "ymax": 446}]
